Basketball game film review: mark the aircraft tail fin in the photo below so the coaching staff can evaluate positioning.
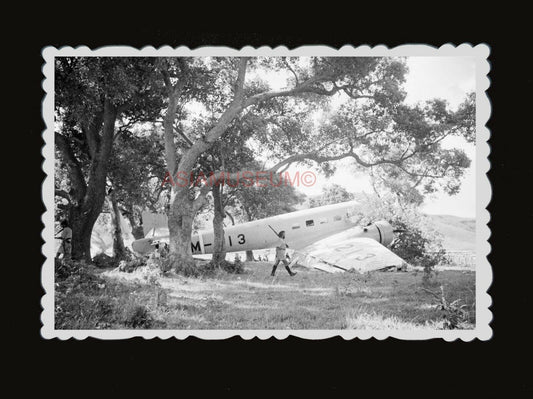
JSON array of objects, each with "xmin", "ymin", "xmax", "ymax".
[
  {"xmin": 141, "ymin": 211, "xmax": 168, "ymax": 237},
  {"xmin": 132, "ymin": 211, "xmax": 169, "ymax": 255}
]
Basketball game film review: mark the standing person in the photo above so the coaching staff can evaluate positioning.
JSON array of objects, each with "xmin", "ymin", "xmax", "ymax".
[
  {"xmin": 270, "ymin": 231, "xmax": 296, "ymax": 277},
  {"xmin": 56, "ymin": 220, "xmax": 72, "ymax": 260}
]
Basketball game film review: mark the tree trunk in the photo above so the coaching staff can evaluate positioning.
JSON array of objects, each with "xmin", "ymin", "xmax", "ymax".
[
  {"xmin": 211, "ymin": 184, "xmax": 226, "ymax": 265},
  {"xmin": 125, "ymin": 212, "xmax": 145, "ymax": 240},
  {"xmin": 109, "ymin": 192, "xmax": 126, "ymax": 260},
  {"xmin": 60, "ymin": 100, "xmax": 118, "ymax": 262},
  {"xmin": 241, "ymin": 208, "xmax": 255, "ymax": 261},
  {"xmin": 168, "ymin": 188, "xmax": 196, "ymax": 269},
  {"xmin": 70, "ymin": 209, "xmax": 94, "ymax": 262},
  {"xmin": 246, "ymin": 250, "xmax": 255, "ymax": 262},
  {"xmin": 161, "ymin": 60, "xmax": 248, "ymax": 267}
]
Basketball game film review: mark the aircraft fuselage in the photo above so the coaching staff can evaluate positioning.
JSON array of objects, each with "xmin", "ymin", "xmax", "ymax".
[{"xmin": 132, "ymin": 201, "xmax": 393, "ymax": 255}]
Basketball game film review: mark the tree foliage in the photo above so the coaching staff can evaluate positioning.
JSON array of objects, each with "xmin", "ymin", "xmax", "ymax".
[
  {"xmin": 107, "ymin": 124, "xmax": 168, "ymax": 238},
  {"xmin": 309, "ymin": 184, "xmax": 355, "ymax": 208},
  {"xmin": 55, "ymin": 57, "xmax": 163, "ymax": 260},
  {"xmin": 354, "ymin": 193, "xmax": 446, "ymax": 268}
]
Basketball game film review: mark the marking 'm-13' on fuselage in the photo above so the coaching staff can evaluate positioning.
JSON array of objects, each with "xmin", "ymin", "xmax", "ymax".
[{"xmin": 132, "ymin": 201, "xmax": 395, "ymax": 256}]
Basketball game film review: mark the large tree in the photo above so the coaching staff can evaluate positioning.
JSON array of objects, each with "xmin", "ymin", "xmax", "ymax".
[
  {"xmin": 190, "ymin": 116, "xmax": 260, "ymax": 265},
  {"xmin": 55, "ymin": 57, "xmax": 163, "ymax": 261},
  {"xmin": 159, "ymin": 56, "xmax": 414, "ymax": 269}
]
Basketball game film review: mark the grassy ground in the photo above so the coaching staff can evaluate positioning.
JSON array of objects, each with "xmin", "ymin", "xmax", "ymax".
[
  {"xmin": 55, "ymin": 260, "xmax": 475, "ymax": 330},
  {"xmin": 55, "ymin": 260, "xmax": 166, "ymax": 329}
]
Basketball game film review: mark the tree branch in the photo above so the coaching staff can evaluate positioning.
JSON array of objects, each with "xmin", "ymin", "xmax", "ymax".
[
  {"xmin": 174, "ymin": 123, "xmax": 194, "ymax": 147},
  {"xmin": 192, "ymin": 184, "xmax": 213, "ymax": 213},
  {"xmin": 283, "ymin": 58, "xmax": 299, "ymax": 86},
  {"xmin": 81, "ymin": 115, "xmax": 102, "ymax": 159},
  {"xmin": 225, "ymin": 210, "xmax": 235, "ymax": 225},
  {"xmin": 177, "ymin": 58, "xmax": 250, "ymax": 174}
]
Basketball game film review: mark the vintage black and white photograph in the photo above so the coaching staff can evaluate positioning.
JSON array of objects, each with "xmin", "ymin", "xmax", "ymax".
[{"xmin": 42, "ymin": 44, "xmax": 491, "ymax": 339}]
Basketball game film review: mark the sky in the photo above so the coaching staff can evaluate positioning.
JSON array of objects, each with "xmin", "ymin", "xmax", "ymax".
[
  {"xmin": 404, "ymin": 57, "xmax": 476, "ymax": 218},
  {"xmin": 287, "ymin": 57, "xmax": 477, "ymax": 218}
]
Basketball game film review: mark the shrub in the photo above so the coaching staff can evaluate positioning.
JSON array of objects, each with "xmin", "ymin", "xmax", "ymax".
[
  {"xmin": 92, "ymin": 253, "xmax": 117, "ymax": 268},
  {"xmin": 122, "ymin": 305, "xmax": 153, "ymax": 329},
  {"xmin": 118, "ymin": 257, "xmax": 145, "ymax": 272},
  {"xmin": 55, "ymin": 259, "xmax": 165, "ymax": 329},
  {"xmin": 160, "ymin": 253, "xmax": 246, "ymax": 278},
  {"xmin": 222, "ymin": 259, "xmax": 245, "ymax": 274},
  {"xmin": 207, "ymin": 258, "xmax": 245, "ymax": 275},
  {"xmin": 422, "ymin": 286, "xmax": 471, "ymax": 329},
  {"xmin": 55, "ymin": 258, "xmax": 80, "ymax": 280},
  {"xmin": 354, "ymin": 193, "xmax": 447, "ymax": 268},
  {"xmin": 231, "ymin": 257, "xmax": 245, "ymax": 274},
  {"xmin": 55, "ymin": 258, "xmax": 101, "ymax": 286},
  {"xmin": 162, "ymin": 254, "xmax": 201, "ymax": 277}
]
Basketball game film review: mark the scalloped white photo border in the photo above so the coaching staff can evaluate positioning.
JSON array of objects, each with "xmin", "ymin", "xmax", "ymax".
[{"xmin": 41, "ymin": 44, "xmax": 492, "ymax": 340}]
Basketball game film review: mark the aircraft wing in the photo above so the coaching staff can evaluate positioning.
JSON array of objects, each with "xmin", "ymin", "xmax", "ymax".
[{"xmin": 290, "ymin": 228, "xmax": 406, "ymax": 273}]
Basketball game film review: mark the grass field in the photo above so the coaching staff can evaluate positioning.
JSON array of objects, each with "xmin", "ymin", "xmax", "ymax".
[{"xmin": 54, "ymin": 260, "xmax": 476, "ymax": 331}]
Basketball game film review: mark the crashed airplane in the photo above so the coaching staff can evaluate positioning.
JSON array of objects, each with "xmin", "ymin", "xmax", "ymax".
[{"xmin": 132, "ymin": 200, "xmax": 406, "ymax": 273}]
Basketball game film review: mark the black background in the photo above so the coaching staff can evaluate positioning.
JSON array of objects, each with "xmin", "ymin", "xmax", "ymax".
[{"xmin": 11, "ymin": 11, "xmax": 532, "ymax": 395}]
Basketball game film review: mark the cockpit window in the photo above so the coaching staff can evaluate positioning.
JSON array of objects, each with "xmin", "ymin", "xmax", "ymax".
[{"xmin": 306, "ymin": 220, "xmax": 314, "ymax": 227}]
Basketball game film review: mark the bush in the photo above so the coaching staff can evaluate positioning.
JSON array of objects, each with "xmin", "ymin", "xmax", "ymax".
[
  {"xmin": 225, "ymin": 257, "xmax": 245, "ymax": 274},
  {"xmin": 55, "ymin": 259, "xmax": 161, "ymax": 329},
  {"xmin": 55, "ymin": 258, "xmax": 100, "ymax": 285},
  {"xmin": 92, "ymin": 253, "xmax": 117, "ymax": 268},
  {"xmin": 206, "ymin": 257, "xmax": 245, "ymax": 275},
  {"xmin": 55, "ymin": 258, "xmax": 81, "ymax": 280},
  {"xmin": 163, "ymin": 254, "xmax": 201, "ymax": 277},
  {"xmin": 122, "ymin": 305, "xmax": 153, "ymax": 329},
  {"xmin": 354, "ymin": 193, "xmax": 447, "ymax": 268},
  {"xmin": 422, "ymin": 286, "xmax": 471, "ymax": 329},
  {"xmin": 159, "ymin": 253, "xmax": 246, "ymax": 278},
  {"xmin": 55, "ymin": 259, "xmax": 115, "ymax": 329},
  {"xmin": 93, "ymin": 248, "xmax": 136, "ymax": 268},
  {"xmin": 118, "ymin": 257, "xmax": 145, "ymax": 272},
  {"xmin": 390, "ymin": 220, "xmax": 447, "ymax": 268}
]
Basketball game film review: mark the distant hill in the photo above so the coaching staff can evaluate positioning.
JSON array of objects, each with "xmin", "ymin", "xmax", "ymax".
[{"xmin": 425, "ymin": 214, "xmax": 476, "ymax": 252}]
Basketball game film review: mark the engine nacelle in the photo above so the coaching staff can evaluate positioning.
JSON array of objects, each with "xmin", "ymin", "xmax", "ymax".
[{"xmin": 361, "ymin": 220, "xmax": 395, "ymax": 247}]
